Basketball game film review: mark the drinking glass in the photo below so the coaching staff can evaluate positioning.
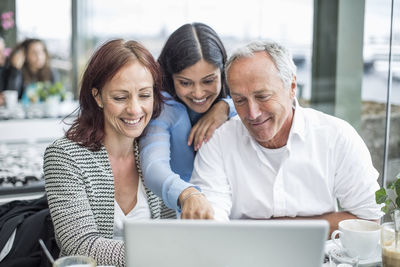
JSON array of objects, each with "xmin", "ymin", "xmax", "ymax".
[
  {"xmin": 381, "ymin": 222, "xmax": 400, "ymax": 267},
  {"xmin": 53, "ymin": 255, "xmax": 96, "ymax": 267}
]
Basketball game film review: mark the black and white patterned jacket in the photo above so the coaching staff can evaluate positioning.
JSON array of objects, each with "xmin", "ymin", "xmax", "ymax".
[{"xmin": 44, "ymin": 137, "xmax": 175, "ymax": 267}]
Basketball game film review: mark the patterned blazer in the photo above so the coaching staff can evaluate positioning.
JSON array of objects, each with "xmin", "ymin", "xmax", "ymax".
[{"xmin": 44, "ymin": 137, "xmax": 175, "ymax": 267}]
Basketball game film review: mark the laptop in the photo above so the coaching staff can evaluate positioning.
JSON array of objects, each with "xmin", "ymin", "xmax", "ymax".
[{"xmin": 124, "ymin": 219, "xmax": 329, "ymax": 267}]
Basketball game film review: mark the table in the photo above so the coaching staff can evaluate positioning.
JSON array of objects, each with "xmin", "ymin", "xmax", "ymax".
[{"xmin": 0, "ymin": 117, "xmax": 74, "ymax": 200}]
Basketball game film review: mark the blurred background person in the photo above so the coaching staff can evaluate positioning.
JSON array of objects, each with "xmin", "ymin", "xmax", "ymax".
[
  {"xmin": 1, "ymin": 38, "xmax": 59, "ymax": 102},
  {"xmin": 0, "ymin": 36, "xmax": 7, "ymax": 105}
]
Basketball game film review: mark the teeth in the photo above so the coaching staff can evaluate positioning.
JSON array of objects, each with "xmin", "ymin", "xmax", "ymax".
[
  {"xmin": 123, "ymin": 118, "xmax": 141, "ymax": 124},
  {"xmin": 192, "ymin": 98, "xmax": 207, "ymax": 103}
]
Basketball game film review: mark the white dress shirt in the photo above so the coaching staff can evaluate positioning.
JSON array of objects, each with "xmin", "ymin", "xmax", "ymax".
[
  {"xmin": 113, "ymin": 178, "xmax": 151, "ymax": 240},
  {"xmin": 190, "ymin": 101, "xmax": 383, "ymax": 221}
]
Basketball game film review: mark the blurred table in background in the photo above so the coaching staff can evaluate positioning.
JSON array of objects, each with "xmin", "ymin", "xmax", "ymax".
[{"xmin": 0, "ymin": 101, "xmax": 77, "ymax": 204}]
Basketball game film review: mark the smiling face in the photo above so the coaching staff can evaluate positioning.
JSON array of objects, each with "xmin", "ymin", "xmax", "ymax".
[
  {"xmin": 26, "ymin": 41, "xmax": 47, "ymax": 72},
  {"xmin": 172, "ymin": 59, "xmax": 221, "ymax": 113},
  {"xmin": 227, "ymin": 52, "xmax": 296, "ymax": 149},
  {"xmin": 92, "ymin": 61, "xmax": 154, "ymax": 143}
]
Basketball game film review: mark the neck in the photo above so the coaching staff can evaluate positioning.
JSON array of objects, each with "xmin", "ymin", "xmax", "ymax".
[
  {"xmin": 103, "ymin": 134, "xmax": 135, "ymax": 159},
  {"xmin": 261, "ymin": 107, "xmax": 294, "ymax": 149}
]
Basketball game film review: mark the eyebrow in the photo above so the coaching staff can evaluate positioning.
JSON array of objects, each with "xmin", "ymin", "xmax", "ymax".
[
  {"xmin": 139, "ymin": 86, "xmax": 153, "ymax": 91},
  {"xmin": 112, "ymin": 86, "xmax": 153, "ymax": 93},
  {"xmin": 201, "ymin": 73, "xmax": 218, "ymax": 80},
  {"xmin": 231, "ymin": 89, "xmax": 271, "ymax": 97},
  {"xmin": 174, "ymin": 72, "xmax": 218, "ymax": 81}
]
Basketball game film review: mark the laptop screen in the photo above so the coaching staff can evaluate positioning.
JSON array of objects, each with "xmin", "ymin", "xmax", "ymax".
[{"xmin": 124, "ymin": 219, "xmax": 329, "ymax": 267}]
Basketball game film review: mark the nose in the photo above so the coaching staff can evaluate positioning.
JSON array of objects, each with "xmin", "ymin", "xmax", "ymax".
[
  {"xmin": 126, "ymin": 96, "xmax": 141, "ymax": 115},
  {"xmin": 247, "ymin": 100, "xmax": 261, "ymax": 120},
  {"xmin": 192, "ymin": 84, "xmax": 205, "ymax": 99}
]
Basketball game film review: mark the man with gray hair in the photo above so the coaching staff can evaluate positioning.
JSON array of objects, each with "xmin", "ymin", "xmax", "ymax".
[{"xmin": 189, "ymin": 40, "xmax": 382, "ymax": 234}]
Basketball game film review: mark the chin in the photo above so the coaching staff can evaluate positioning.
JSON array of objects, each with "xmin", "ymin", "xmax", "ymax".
[{"xmin": 188, "ymin": 104, "xmax": 209, "ymax": 114}]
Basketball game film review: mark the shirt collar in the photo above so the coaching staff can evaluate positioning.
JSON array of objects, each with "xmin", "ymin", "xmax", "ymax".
[{"xmin": 289, "ymin": 98, "xmax": 306, "ymax": 144}]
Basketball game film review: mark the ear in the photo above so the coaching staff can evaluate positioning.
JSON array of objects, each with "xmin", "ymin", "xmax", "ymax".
[
  {"xmin": 92, "ymin": 88, "xmax": 103, "ymax": 108},
  {"xmin": 289, "ymin": 75, "xmax": 297, "ymax": 99}
]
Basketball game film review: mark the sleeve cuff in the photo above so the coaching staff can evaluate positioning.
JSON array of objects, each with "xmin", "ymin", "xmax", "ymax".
[
  {"xmin": 221, "ymin": 98, "xmax": 237, "ymax": 119},
  {"xmin": 162, "ymin": 177, "xmax": 199, "ymax": 211}
]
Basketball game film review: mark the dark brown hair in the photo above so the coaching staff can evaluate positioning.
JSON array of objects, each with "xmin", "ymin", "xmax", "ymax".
[
  {"xmin": 158, "ymin": 22, "xmax": 229, "ymax": 103},
  {"xmin": 66, "ymin": 39, "xmax": 163, "ymax": 151},
  {"xmin": 20, "ymin": 38, "xmax": 53, "ymax": 85}
]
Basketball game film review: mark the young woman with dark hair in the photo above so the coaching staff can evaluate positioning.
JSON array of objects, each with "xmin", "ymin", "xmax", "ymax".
[
  {"xmin": 1, "ymin": 38, "xmax": 59, "ymax": 99},
  {"xmin": 44, "ymin": 39, "xmax": 172, "ymax": 267},
  {"xmin": 139, "ymin": 22, "xmax": 236, "ymax": 219}
]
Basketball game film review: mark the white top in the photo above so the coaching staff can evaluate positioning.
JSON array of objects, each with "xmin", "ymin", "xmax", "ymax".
[
  {"xmin": 113, "ymin": 178, "xmax": 151, "ymax": 240},
  {"xmin": 190, "ymin": 101, "xmax": 383, "ymax": 221}
]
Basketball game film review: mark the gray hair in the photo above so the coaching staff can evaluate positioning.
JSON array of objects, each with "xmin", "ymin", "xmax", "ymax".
[{"xmin": 225, "ymin": 40, "xmax": 297, "ymax": 89}]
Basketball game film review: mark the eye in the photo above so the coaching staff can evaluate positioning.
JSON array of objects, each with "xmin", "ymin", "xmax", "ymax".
[
  {"xmin": 113, "ymin": 96, "xmax": 127, "ymax": 101},
  {"xmin": 179, "ymin": 80, "xmax": 192, "ymax": 87},
  {"xmin": 257, "ymin": 95, "xmax": 271, "ymax": 101},
  {"xmin": 202, "ymin": 78, "xmax": 216, "ymax": 85},
  {"xmin": 233, "ymin": 98, "xmax": 246, "ymax": 106},
  {"xmin": 140, "ymin": 93, "xmax": 152, "ymax": 98}
]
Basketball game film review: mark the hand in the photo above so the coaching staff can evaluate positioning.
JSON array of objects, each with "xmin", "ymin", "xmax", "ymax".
[
  {"xmin": 188, "ymin": 100, "xmax": 229, "ymax": 151},
  {"xmin": 179, "ymin": 187, "xmax": 214, "ymax": 219}
]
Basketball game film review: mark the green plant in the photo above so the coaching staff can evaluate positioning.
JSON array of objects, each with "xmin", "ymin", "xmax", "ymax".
[
  {"xmin": 376, "ymin": 172, "xmax": 400, "ymax": 214},
  {"xmin": 35, "ymin": 81, "xmax": 65, "ymax": 101}
]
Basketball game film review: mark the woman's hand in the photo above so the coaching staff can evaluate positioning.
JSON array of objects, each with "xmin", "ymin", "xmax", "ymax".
[
  {"xmin": 188, "ymin": 100, "xmax": 229, "ymax": 151},
  {"xmin": 179, "ymin": 187, "xmax": 214, "ymax": 219}
]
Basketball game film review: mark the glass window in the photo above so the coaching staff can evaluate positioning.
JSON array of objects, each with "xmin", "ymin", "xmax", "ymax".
[
  {"xmin": 16, "ymin": 0, "xmax": 72, "ymax": 92},
  {"xmin": 78, "ymin": 0, "xmax": 313, "ymax": 96},
  {"xmin": 363, "ymin": 0, "xmax": 400, "ymax": 185}
]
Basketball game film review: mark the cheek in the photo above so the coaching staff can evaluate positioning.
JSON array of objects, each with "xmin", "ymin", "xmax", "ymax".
[
  {"xmin": 174, "ymin": 87, "xmax": 188, "ymax": 102},
  {"xmin": 235, "ymin": 105, "xmax": 248, "ymax": 120},
  {"xmin": 211, "ymin": 82, "xmax": 221, "ymax": 95},
  {"xmin": 145, "ymin": 98, "xmax": 154, "ymax": 116}
]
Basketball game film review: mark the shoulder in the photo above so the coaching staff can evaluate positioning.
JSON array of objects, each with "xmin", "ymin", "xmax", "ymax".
[
  {"xmin": 158, "ymin": 92, "xmax": 187, "ymax": 113},
  {"xmin": 44, "ymin": 137, "xmax": 100, "ymax": 165},
  {"xmin": 46, "ymin": 137, "xmax": 89, "ymax": 154},
  {"xmin": 211, "ymin": 115, "xmax": 246, "ymax": 143},
  {"xmin": 302, "ymin": 107, "xmax": 355, "ymax": 134},
  {"xmin": 300, "ymin": 107, "xmax": 363, "ymax": 148},
  {"xmin": 149, "ymin": 93, "xmax": 189, "ymax": 127}
]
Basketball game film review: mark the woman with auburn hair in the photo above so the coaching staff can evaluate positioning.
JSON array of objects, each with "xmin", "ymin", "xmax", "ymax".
[
  {"xmin": 139, "ymin": 22, "xmax": 236, "ymax": 219},
  {"xmin": 44, "ymin": 39, "xmax": 172, "ymax": 267}
]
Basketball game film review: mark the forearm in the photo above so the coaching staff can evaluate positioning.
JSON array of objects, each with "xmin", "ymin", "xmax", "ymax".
[
  {"xmin": 272, "ymin": 211, "xmax": 379, "ymax": 236},
  {"xmin": 220, "ymin": 97, "xmax": 237, "ymax": 118}
]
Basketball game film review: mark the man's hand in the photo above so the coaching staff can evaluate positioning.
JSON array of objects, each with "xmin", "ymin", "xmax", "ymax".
[
  {"xmin": 179, "ymin": 187, "xmax": 214, "ymax": 219},
  {"xmin": 188, "ymin": 100, "xmax": 229, "ymax": 151}
]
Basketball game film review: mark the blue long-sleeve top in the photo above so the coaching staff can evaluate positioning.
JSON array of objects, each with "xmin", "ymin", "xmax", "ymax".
[{"xmin": 139, "ymin": 92, "xmax": 236, "ymax": 210}]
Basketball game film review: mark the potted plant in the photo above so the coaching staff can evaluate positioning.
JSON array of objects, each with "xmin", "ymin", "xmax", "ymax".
[
  {"xmin": 376, "ymin": 172, "xmax": 400, "ymax": 267},
  {"xmin": 35, "ymin": 81, "xmax": 65, "ymax": 117}
]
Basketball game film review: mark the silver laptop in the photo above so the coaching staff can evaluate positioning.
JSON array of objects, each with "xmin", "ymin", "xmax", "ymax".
[{"xmin": 124, "ymin": 219, "xmax": 329, "ymax": 267}]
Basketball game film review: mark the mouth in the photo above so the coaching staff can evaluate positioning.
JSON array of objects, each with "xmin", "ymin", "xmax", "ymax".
[
  {"xmin": 121, "ymin": 117, "xmax": 142, "ymax": 126},
  {"xmin": 249, "ymin": 117, "xmax": 271, "ymax": 127},
  {"xmin": 190, "ymin": 97, "xmax": 208, "ymax": 105}
]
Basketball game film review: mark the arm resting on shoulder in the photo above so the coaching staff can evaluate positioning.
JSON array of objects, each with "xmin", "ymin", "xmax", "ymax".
[{"xmin": 188, "ymin": 100, "xmax": 230, "ymax": 151}]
